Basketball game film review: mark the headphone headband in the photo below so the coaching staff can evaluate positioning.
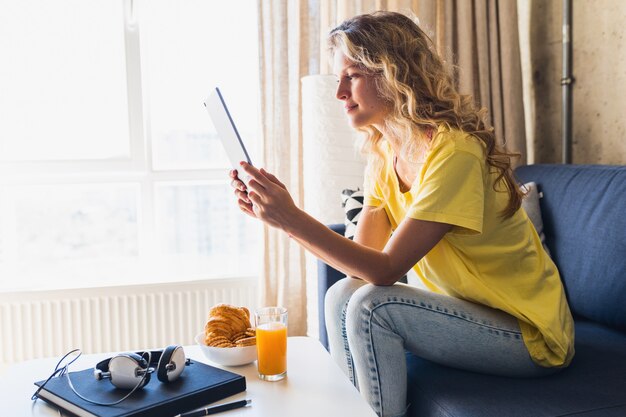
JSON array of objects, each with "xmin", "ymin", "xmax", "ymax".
[{"xmin": 95, "ymin": 350, "xmax": 166, "ymax": 374}]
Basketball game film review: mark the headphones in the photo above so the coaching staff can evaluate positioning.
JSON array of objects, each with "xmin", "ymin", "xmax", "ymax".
[{"xmin": 93, "ymin": 345, "xmax": 191, "ymax": 390}]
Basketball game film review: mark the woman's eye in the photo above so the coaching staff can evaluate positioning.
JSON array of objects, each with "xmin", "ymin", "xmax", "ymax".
[{"xmin": 336, "ymin": 74, "xmax": 358, "ymax": 83}]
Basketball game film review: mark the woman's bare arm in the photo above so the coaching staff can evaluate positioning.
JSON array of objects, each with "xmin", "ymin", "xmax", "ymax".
[
  {"xmin": 290, "ymin": 205, "xmax": 392, "ymax": 280},
  {"xmin": 238, "ymin": 163, "xmax": 451, "ymax": 285}
]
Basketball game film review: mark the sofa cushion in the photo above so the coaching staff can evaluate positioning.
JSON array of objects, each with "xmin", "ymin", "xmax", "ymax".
[
  {"xmin": 521, "ymin": 181, "xmax": 551, "ymax": 256},
  {"xmin": 406, "ymin": 320, "xmax": 626, "ymax": 417},
  {"xmin": 515, "ymin": 164, "xmax": 626, "ymax": 332}
]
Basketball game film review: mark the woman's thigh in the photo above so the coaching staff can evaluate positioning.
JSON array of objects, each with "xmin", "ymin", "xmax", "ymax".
[{"xmin": 345, "ymin": 282, "xmax": 552, "ymax": 378}]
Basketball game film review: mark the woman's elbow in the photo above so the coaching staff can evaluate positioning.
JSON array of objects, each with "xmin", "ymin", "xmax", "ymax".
[
  {"xmin": 363, "ymin": 269, "xmax": 406, "ymax": 286},
  {"xmin": 359, "ymin": 254, "xmax": 408, "ymax": 285}
]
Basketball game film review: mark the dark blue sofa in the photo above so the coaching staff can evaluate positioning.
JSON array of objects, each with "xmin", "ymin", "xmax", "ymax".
[{"xmin": 317, "ymin": 164, "xmax": 626, "ymax": 417}]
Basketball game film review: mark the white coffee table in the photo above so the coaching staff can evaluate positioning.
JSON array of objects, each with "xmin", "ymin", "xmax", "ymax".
[{"xmin": 1, "ymin": 337, "xmax": 377, "ymax": 417}]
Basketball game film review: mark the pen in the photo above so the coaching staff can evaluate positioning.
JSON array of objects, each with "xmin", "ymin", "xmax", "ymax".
[{"xmin": 175, "ymin": 399, "xmax": 251, "ymax": 417}]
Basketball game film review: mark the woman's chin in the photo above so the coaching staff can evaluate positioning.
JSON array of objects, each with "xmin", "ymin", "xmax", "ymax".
[
  {"xmin": 345, "ymin": 116, "xmax": 365, "ymax": 129},
  {"xmin": 345, "ymin": 113, "xmax": 383, "ymax": 130}
]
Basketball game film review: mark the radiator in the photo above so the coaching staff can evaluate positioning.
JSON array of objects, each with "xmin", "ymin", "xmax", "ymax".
[{"xmin": 0, "ymin": 277, "xmax": 258, "ymax": 369}]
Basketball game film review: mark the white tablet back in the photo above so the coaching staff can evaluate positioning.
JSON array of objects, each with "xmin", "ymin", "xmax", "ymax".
[{"xmin": 204, "ymin": 87, "xmax": 252, "ymax": 168}]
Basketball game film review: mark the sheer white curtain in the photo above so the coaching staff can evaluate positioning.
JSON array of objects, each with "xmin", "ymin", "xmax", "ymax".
[
  {"xmin": 257, "ymin": 0, "xmax": 526, "ymax": 336},
  {"xmin": 257, "ymin": 0, "xmax": 319, "ymax": 335}
]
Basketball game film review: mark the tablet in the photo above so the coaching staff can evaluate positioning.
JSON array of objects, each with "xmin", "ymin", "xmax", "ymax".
[{"xmin": 203, "ymin": 87, "xmax": 253, "ymax": 169}]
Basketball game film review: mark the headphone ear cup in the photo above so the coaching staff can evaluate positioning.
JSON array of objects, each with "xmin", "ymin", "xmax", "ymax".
[
  {"xmin": 109, "ymin": 353, "xmax": 151, "ymax": 389},
  {"xmin": 157, "ymin": 345, "xmax": 185, "ymax": 383}
]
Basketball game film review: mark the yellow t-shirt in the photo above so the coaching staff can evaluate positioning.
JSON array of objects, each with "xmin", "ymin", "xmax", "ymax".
[{"xmin": 364, "ymin": 126, "xmax": 575, "ymax": 367}]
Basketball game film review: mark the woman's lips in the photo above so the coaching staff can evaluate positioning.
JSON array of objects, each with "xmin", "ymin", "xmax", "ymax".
[{"xmin": 345, "ymin": 104, "xmax": 358, "ymax": 113}]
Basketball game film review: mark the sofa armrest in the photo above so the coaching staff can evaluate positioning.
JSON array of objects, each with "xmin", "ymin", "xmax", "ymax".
[{"xmin": 318, "ymin": 223, "xmax": 347, "ymax": 350}]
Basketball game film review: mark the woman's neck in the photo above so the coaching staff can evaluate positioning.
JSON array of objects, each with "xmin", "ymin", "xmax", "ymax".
[
  {"xmin": 393, "ymin": 154, "xmax": 417, "ymax": 193},
  {"xmin": 387, "ymin": 126, "xmax": 435, "ymax": 192}
]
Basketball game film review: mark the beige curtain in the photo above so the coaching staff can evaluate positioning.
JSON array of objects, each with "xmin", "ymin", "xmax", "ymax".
[
  {"xmin": 257, "ymin": 0, "xmax": 526, "ymax": 336},
  {"xmin": 438, "ymin": 0, "xmax": 527, "ymax": 165}
]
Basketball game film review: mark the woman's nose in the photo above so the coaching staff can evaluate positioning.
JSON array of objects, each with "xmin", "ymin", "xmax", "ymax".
[{"xmin": 335, "ymin": 80, "xmax": 349, "ymax": 101}]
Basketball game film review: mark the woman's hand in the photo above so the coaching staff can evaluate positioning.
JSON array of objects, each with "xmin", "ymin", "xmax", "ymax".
[
  {"xmin": 235, "ymin": 162, "xmax": 300, "ymax": 231},
  {"xmin": 229, "ymin": 169, "xmax": 256, "ymax": 218}
]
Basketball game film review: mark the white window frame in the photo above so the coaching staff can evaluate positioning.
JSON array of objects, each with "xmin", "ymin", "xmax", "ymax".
[{"xmin": 0, "ymin": 0, "xmax": 258, "ymax": 292}]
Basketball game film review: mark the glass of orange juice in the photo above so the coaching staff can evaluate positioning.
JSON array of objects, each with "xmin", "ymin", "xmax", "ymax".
[{"xmin": 255, "ymin": 307, "xmax": 287, "ymax": 381}]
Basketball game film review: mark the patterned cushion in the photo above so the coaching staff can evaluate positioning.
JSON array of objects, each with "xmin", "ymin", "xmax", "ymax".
[{"xmin": 341, "ymin": 189, "xmax": 363, "ymax": 240}]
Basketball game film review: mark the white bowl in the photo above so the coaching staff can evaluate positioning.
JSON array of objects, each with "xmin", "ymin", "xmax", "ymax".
[{"xmin": 195, "ymin": 332, "xmax": 257, "ymax": 367}]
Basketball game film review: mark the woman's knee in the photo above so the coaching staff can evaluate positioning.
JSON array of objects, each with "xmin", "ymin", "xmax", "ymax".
[
  {"xmin": 346, "ymin": 283, "xmax": 392, "ymax": 314},
  {"xmin": 324, "ymin": 277, "xmax": 367, "ymax": 319},
  {"xmin": 343, "ymin": 283, "xmax": 396, "ymax": 333},
  {"xmin": 344, "ymin": 283, "xmax": 425, "ymax": 334}
]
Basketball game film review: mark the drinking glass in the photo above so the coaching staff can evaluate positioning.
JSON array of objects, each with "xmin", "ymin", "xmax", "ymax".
[{"xmin": 254, "ymin": 307, "xmax": 287, "ymax": 381}]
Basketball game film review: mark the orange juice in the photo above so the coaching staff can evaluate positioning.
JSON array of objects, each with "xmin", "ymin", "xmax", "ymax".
[{"xmin": 256, "ymin": 322, "xmax": 287, "ymax": 376}]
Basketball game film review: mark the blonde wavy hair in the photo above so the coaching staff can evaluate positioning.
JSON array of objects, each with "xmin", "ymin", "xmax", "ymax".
[{"xmin": 328, "ymin": 11, "xmax": 523, "ymax": 218}]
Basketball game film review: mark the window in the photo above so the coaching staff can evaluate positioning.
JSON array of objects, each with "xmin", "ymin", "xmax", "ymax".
[{"xmin": 0, "ymin": 0, "xmax": 260, "ymax": 291}]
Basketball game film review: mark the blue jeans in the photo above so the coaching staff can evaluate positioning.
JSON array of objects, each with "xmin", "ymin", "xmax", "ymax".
[{"xmin": 324, "ymin": 278, "xmax": 557, "ymax": 417}]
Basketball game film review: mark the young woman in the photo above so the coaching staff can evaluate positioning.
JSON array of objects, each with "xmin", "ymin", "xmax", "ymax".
[{"xmin": 230, "ymin": 11, "xmax": 574, "ymax": 417}]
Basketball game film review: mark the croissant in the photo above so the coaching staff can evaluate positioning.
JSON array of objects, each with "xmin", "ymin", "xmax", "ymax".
[{"xmin": 204, "ymin": 303, "xmax": 256, "ymax": 348}]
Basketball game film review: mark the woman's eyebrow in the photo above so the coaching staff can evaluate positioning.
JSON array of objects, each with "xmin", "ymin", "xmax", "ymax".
[{"xmin": 334, "ymin": 65, "xmax": 358, "ymax": 77}]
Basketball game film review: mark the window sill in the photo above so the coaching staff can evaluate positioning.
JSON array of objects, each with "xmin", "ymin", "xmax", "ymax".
[{"xmin": 0, "ymin": 254, "xmax": 260, "ymax": 293}]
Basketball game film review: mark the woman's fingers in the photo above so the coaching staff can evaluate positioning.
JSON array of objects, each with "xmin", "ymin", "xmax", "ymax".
[
  {"xmin": 235, "ymin": 189, "xmax": 250, "ymax": 204},
  {"xmin": 239, "ymin": 162, "xmax": 271, "ymax": 189},
  {"xmin": 247, "ymin": 190, "xmax": 261, "ymax": 205},
  {"xmin": 231, "ymin": 179, "xmax": 247, "ymax": 191},
  {"xmin": 241, "ymin": 164, "xmax": 284, "ymax": 200},
  {"xmin": 237, "ymin": 199, "xmax": 255, "ymax": 217},
  {"xmin": 228, "ymin": 168, "xmax": 257, "ymax": 218},
  {"xmin": 229, "ymin": 169, "xmax": 249, "ymax": 193},
  {"xmin": 260, "ymin": 168, "xmax": 286, "ymax": 189},
  {"xmin": 246, "ymin": 178, "xmax": 265, "ymax": 196}
]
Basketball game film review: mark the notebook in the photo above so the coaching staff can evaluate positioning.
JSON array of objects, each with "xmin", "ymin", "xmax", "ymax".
[{"xmin": 33, "ymin": 360, "xmax": 246, "ymax": 417}]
